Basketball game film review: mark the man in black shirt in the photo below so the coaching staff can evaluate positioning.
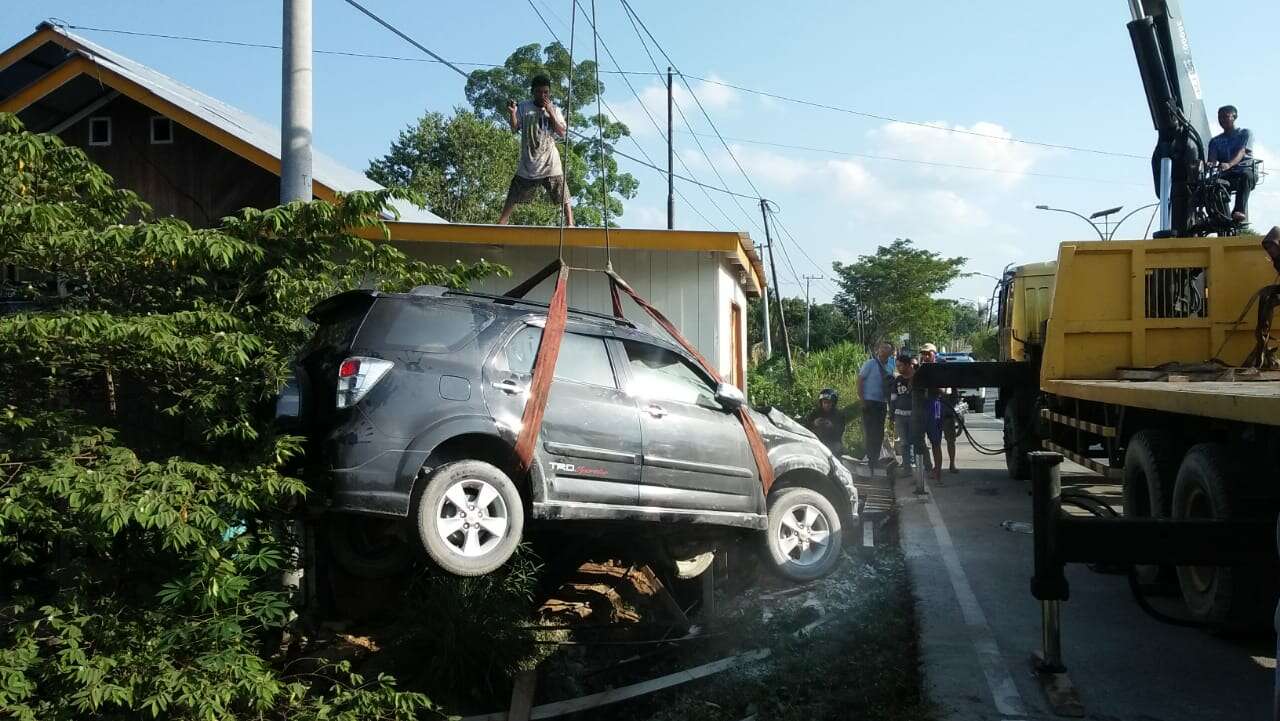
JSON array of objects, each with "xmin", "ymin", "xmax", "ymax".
[{"xmin": 804, "ymin": 388, "xmax": 849, "ymax": 455}]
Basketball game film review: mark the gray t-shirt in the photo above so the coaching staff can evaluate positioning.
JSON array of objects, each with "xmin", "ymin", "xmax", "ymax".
[{"xmin": 515, "ymin": 100, "xmax": 565, "ymax": 180}]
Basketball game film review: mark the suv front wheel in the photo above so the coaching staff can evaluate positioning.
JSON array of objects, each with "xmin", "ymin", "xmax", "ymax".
[
  {"xmin": 413, "ymin": 460, "xmax": 524, "ymax": 576},
  {"xmin": 763, "ymin": 487, "xmax": 843, "ymax": 581}
]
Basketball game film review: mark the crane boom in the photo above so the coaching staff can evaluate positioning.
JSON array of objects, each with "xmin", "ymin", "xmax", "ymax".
[{"xmin": 1126, "ymin": 0, "xmax": 1211, "ymax": 236}]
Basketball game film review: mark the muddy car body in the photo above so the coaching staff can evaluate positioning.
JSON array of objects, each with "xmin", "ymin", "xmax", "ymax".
[{"xmin": 284, "ymin": 286, "xmax": 857, "ymax": 580}]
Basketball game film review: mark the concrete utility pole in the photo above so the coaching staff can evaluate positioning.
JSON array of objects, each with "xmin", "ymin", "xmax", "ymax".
[
  {"xmin": 666, "ymin": 66, "xmax": 674, "ymax": 230},
  {"xmin": 758, "ymin": 243, "xmax": 772, "ymax": 356},
  {"xmin": 281, "ymin": 0, "xmax": 313, "ymax": 203},
  {"xmin": 803, "ymin": 274, "xmax": 823, "ymax": 350},
  {"xmin": 759, "ymin": 199, "xmax": 793, "ymax": 376}
]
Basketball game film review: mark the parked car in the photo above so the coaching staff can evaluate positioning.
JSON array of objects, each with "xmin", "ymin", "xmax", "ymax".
[
  {"xmin": 936, "ymin": 352, "xmax": 987, "ymax": 413},
  {"xmin": 280, "ymin": 286, "xmax": 858, "ymax": 581}
]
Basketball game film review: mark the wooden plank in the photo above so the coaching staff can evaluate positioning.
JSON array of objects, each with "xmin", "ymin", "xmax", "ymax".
[
  {"xmin": 1038, "ymin": 409, "xmax": 1116, "ymax": 437},
  {"xmin": 1044, "ymin": 379, "xmax": 1280, "ymax": 426},
  {"xmin": 459, "ymin": 649, "xmax": 772, "ymax": 721},
  {"xmin": 508, "ymin": 670, "xmax": 538, "ymax": 721},
  {"xmin": 1042, "ymin": 440, "xmax": 1121, "ymax": 480},
  {"xmin": 630, "ymin": 565, "xmax": 691, "ymax": 630}
]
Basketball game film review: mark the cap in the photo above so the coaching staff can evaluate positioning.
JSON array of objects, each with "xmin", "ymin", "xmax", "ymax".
[{"xmin": 919, "ymin": 342, "xmax": 938, "ymax": 353}]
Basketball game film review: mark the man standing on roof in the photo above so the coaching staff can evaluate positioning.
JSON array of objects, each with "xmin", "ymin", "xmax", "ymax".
[
  {"xmin": 497, "ymin": 74, "xmax": 574, "ymax": 227},
  {"xmin": 1206, "ymin": 105, "xmax": 1257, "ymax": 224}
]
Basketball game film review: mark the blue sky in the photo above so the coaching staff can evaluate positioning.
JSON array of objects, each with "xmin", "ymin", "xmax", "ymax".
[{"xmin": 8, "ymin": 1, "xmax": 1280, "ymax": 303}]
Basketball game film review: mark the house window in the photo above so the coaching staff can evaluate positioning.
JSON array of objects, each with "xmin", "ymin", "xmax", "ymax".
[
  {"xmin": 150, "ymin": 116, "xmax": 174, "ymax": 144},
  {"xmin": 88, "ymin": 116, "xmax": 111, "ymax": 146}
]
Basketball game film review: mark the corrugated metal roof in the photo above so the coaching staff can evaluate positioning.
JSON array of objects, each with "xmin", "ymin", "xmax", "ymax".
[{"xmin": 42, "ymin": 23, "xmax": 444, "ymax": 224}]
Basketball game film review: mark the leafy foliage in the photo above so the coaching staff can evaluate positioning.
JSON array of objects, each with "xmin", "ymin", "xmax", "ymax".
[
  {"xmin": 749, "ymin": 343, "xmax": 868, "ymax": 453},
  {"xmin": 367, "ymin": 42, "xmax": 638, "ymax": 226},
  {"xmin": 831, "ymin": 239, "xmax": 967, "ymax": 349},
  {"xmin": 747, "ymin": 297, "xmax": 852, "ymax": 354},
  {"xmin": 0, "ymin": 112, "xmax": 506, "ymax": 720}
]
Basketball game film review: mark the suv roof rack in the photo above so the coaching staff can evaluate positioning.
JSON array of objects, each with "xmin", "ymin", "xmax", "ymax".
[{"xmin": 446, "ymin": 290, "xmax": 637, "ymax": 328}]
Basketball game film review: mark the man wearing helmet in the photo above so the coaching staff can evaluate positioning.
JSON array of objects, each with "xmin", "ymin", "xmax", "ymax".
[{"xmin": 805, "ymin": 388, "xmax": 849, "ymax": 455}]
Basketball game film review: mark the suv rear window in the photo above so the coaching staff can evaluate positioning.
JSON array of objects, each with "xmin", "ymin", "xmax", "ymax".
[
  {"xmin": 501, "ymin": 326, "xmax": 617, "ymax": 388},
  {"xmin": 357, "ymin": 298, "xmax": 494, "ymax": 353}
]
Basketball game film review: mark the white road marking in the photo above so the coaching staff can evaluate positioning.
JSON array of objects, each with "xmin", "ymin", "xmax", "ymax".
[
  {"xmin": 862, "ymin": 521, "xmax": 875, "ymax": 547},
  {"xmin": 922, "ymin": 481, "xmax": 1029, "ymax": 719}
]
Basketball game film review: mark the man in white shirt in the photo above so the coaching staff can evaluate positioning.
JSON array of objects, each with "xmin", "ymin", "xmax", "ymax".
[{"xmin": 497, "ymin": 74, "xmax": 574, "ymax": 226}]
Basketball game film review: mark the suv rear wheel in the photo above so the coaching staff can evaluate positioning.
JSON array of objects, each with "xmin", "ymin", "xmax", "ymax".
[
  {"xmin": 413, "ymin": 460, "xmax": 524, "ymax": 576},
  {"xmin": 763, "ymin": 487, "xmax": 843, "ymax": 582}
]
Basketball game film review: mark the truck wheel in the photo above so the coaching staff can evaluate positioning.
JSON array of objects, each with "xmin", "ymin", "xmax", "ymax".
[
  {"xmin": 1004, "ymin": 393, "xmax": 1031, "ymax": 480},
  {"xmin": 326, "ymin": 514, "xmax": 413, "ymax": 579},
  {"xmin": 1171, "ymin": 444, "xmax": 1269, "ymax": 627},
  {"xmin": 413, "ymin": 460, "xmax": 523, "ymax": 577},
  {"xmin": 764, "ymin": 487, "xmax": 843, "ymax": 582},
  {"xmin": 1123, "ymin": 430, "xmax": 1181, "ymax": 586}
]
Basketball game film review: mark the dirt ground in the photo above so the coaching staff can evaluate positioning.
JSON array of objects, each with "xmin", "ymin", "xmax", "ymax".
[{"xmin": 302, "ymin": 511, "xmax": 932, "ymax": 720}]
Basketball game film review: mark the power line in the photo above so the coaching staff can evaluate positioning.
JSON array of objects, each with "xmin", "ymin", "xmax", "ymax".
[
  {"xmin": 614, "ymin": 2, "xmax": 765, "ymax": 235},
  {"xmin": 339, "ymin": 1, "xmax": 470, "ymax": 77},
  {"xmin": 619, "ymin": 1, "xmax": 766, "ymax": 200},
  {"xmin": 683, "ymin": 74, "xmax": 1147, "ymax": 160},
  {"xmin": 63, "ymin": 22, "xmax": 1147, "ymax": 162},
  {"xmin": 531, "ymin": 2, "xmax": 733, "ymax": 230},
  {"xmin": 682, "ymin": 131, "xmax": 1148, "ymax": 186}
]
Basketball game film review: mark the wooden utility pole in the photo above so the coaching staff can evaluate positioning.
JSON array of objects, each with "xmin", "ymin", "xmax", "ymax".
[
  {"xmin": 759, "ymin": 199, "xmax": 793, "ymax": 376},
  {"xmin": 803, "ymin": 274, "xmax": 823, "ymax": 350},
  {"xmin": 759, "ymin": 243, "xmax": 772, "ymax": 356}
]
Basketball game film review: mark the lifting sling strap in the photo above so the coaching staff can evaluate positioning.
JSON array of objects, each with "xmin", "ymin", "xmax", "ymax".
[{"xmin": 505, "ymin": 258, "xmax": 776, "ymax": 496}]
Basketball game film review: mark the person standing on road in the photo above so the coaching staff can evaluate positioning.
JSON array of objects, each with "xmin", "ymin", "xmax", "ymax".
[
  {"xmin": 497, "ymin": 74, "xmax": 574, "ymax": 226},
  {"xmin": 890, "ymin": 352, "xmax": 919, "ymax": 473},
  {"xmin": 917, "ymin": 343, "xmax": 950, "ymax": 482},
  {"xmin": 858, "ymin": 341, "xmax": 895, "ymax": 470}
]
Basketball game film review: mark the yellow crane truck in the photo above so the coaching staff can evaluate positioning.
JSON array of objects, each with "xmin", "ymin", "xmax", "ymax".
[{"xmin": 995, "ymin": 235, "xmax": 1280, "ymax": 627}]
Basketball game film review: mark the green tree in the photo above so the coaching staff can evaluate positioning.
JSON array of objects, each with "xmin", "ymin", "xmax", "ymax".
[
  {"xmin": 463, "ymin": 42, "xmax": 638, "ymax": 226},
  {"xmin": 748, "ymin": 297, "xmax": 852, "ymax": 354},
  {"xmin": 367, "ymin": 108, "xmax": 557, "ymax": 225},
  {"xmin": 831, "ymin": 239, "xmax": 967, "ymax": 349},
  {"xmin": 0, "ymin": 112, "xmax": 506, "ymax": 720}
]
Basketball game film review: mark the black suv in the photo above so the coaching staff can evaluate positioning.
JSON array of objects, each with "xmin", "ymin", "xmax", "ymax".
[{"xmin": 283, "ymin": 286, "xmax": 858, "ymax": 581}]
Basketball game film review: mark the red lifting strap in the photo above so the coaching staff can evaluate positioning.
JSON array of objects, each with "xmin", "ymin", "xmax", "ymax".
[{"xmin": 508, "ymin": 260, "xmax": 775, "ymax": 496}]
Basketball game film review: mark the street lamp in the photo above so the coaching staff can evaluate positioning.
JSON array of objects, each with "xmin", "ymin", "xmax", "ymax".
[
  {"xmin": 1034, "ymin": 204, "xmax": 1107, "ymax": 241},
  {"xmin": 1107, "ymin": 203, "xmax": 1159, "ymax": 240},
  {"xmin": 1088, "ymin": 205, "xmax": 1124, "ymax": 239}
]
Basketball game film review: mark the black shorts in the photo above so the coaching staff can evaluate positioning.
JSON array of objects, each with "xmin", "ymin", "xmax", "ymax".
[{"xmin": 506, "ymin": 174, "xmax": 569, "ymax": 205}]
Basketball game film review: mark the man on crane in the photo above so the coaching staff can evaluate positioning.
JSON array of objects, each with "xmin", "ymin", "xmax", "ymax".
[
  {"xmin": 497, "ymin": 74, "xmax": 574, "ymax": 226},
  {"xmin": 1206, "ymin": 105, "xmax": 1258, "ymax": 223}
]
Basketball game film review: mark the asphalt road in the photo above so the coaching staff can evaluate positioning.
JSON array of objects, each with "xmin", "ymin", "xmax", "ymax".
[{"xmin": 899, "ymin": 408, "xmax": 1276, "ymax": 721}]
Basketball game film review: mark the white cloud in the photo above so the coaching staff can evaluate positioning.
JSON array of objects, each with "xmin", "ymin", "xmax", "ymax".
[{"xmin": 868, "ymin": 120, "xmax": 1043, "ymax": 188}]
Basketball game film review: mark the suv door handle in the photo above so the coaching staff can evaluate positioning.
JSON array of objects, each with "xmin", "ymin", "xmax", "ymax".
[
  {"xmin": 492, "ymin": 380, "xmax": 525, "ymax": 394},
  {"xmin": 645, "ymin": 404, "xmax": 668, "ymax": 418}
]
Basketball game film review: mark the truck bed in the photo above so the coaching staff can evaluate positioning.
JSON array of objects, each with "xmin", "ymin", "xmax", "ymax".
[{"xmin": 1043, "ymin": 379, "xmax": 1280, "ymax": 426}]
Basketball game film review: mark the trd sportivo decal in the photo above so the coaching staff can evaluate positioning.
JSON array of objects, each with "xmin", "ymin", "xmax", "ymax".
[{"xmin": 549, "ymin": 461, "xmax": 608, "ymax": 477}]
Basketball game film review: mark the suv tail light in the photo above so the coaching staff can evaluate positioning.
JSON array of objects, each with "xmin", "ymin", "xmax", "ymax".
[{"xmin": 335, "ymin": 357, "xmax": 393, "ymax": 409}]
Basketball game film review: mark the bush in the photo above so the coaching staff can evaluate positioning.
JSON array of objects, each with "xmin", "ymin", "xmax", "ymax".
[
  {"xmin": 748, "ymin": 343, "xmax": 868, "ymax": 454},
  {"xmin": 0, "ymin": 112, "xmax": 507, "ymax": 720}
]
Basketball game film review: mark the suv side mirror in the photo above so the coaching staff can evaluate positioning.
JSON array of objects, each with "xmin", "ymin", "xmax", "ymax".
[{"xmin": 714, "ymin": 382, "xmax": 746, "ymax": 410}]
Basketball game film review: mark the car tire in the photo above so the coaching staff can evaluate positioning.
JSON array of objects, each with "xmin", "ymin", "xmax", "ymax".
[
  {"xmin": 763, "ymin": 487, "xmax": 843, "ymax": 582},
  {"xmin": 673, "ymin": 551, "xmax": 716, "ymax": 580},
  {"xmin": 413, "ymin": 460, "xmax": 524, "ymax": 577},
  {"xmin": 1170, "ymin": 444, "xmax": 1272, "ymax": 628},
  {"xmin": 325, "ymin": 513, "xmax": 413, "ymax": 579},
  {"xmin": 1122, "ymin": 429, "xmax": 1180, "ymax": 586}
]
